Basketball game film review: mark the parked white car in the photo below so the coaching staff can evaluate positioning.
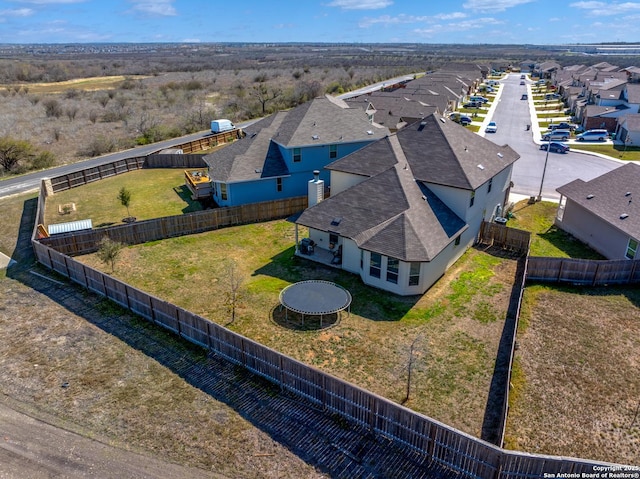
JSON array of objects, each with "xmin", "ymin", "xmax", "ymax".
[{"xmin": 485, "ymin": 121, "xmax": 497, "ymax": 133}]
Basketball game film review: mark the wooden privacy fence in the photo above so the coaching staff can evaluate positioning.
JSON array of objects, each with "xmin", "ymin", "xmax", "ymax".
[
  {"xmin": 477, "ymin": 221, "xmax": 531, "ymax": 255},
  {"xmin": 49, "ymin": 156, "xmax": 147, "ymax": 193},
  {"xmin": 30, "ymin": 239, "xmax": 619, "ymax": 478},
  {"xmin": 40, "ymin": 196, "xmax": 307, "ymax": 256},
  {"xmin": 144, "ymin": 153, "xmax": 207, "ymax": 169},
  {"xmin": 527, "ymin": 257, "xmax": 640, "ymax": 285}
]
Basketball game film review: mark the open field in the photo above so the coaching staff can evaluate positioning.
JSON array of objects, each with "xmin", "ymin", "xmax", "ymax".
[{"xmin": 6, "ymin": 75, "xmax": 148, "ymax": 94}]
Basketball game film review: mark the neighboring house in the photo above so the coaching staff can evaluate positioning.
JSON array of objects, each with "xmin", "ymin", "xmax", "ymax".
[
  {"xmin": 294, "ymin": 114, "xmax": 519, "ymax": 296},
  {"xmin": 556, "ymin": 163, "xmax": 640, "ymax": 261},
  {"xmin": 346, "ymin": 71, "xmax": 478, "ymax": 131},
  {"xmin": 203, "ymin": 95, "xmax": 389, "ymax": 207},
  {"xmin": 615, "ymin": 114, "xmax": 640, "ymax": 146}
]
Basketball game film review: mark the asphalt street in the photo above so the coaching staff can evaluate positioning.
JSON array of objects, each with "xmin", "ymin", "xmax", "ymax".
[{"xmin": 480, "ymin": 73, "xmax": 622, "ymax": 200}]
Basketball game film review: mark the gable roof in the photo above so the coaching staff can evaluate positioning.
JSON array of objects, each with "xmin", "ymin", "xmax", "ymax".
[
  {"xmin": 557, "ymin": 163, "xmax": 640, "ymax": 239},
  {"xmin": 619, "ymin": 114, "xmax": 640, "ymax": 132},
  {"xmin": 203, "ymin": 95, "xmax": 389, "ymax": 183},
  {"xmin": 274, "ymin": 94, "xmax": 388, "ymax": 147},
  {"xmin": 329, "ymin": 114, "xmax": 519, "ymax": 191}
]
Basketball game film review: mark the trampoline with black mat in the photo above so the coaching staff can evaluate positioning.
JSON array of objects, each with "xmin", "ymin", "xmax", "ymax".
[{"xmin": 279, "ymin": 280, "xmax": 352, "ymax": 328}]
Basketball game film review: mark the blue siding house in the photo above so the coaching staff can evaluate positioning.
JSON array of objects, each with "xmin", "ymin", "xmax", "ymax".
[{"xmin": 203, "ymin": 95, "xmax": 389, "ymax": 207}]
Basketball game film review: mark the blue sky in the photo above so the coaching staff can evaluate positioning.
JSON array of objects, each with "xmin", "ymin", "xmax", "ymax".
[{"xmin": 0, "ymin": 0, "xmax": 639, "ymax": 44}]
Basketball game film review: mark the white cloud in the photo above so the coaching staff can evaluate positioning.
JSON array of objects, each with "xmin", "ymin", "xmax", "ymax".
[
  {"xmin": 413, "ymin": 16, "xmax": 503, "ymax": 37},
  {"xmin": 433, "ymin": 12, "xmax": 468, "ymax": 20},
  {"xmin": 463, "ymin": 0, "xmax": 535, "ymax": 13},
  {"xmin": 570, "ymin": 1, "xmax": 640, "ymax": 15},
  {"xmin": 129, "ymin": 0, "xmax": 177, "ymax": 16},
  {"xmin": 326, "ymin": 0, "xmax": 393, "ymax": 10},
  {"xmin": 359, "ymin": 14, "xmax": 427, "ymax": 27},
  {"xmin": 0, "ymin": 8, "xmax": 34, "ymax": 16}
]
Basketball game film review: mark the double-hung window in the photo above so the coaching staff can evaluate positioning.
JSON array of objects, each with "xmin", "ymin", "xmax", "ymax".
[
  {"xmin": 409, "ymin": 262, "xmax": 420, "ymax": 286},
  {"xmin": 369, "ymin": 253, "xmax": 382, "ymax": 278},
  {"xmin": 386, "ymin": 258, "xmax": 399, "ymax": 284},
  {"xmin": 626, "ymin": 238, "xmax": 638, "ymax": 259},
  {"xmin": 293, "ymin": 148, "xmax": 301, "ymax": 162}
]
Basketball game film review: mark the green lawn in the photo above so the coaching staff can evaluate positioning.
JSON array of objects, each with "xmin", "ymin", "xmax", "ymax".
[
  {"xmin": 507, "ymin": 200, "xmax": 604, "ymax": 259},
  {"xmin": 45, "ymin": 169, "xmax": 203, "ymax": 228}
]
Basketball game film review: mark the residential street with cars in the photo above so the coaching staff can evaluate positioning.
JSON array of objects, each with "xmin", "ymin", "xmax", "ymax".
[{"xmin": 479, "ymin": 73, "xmax": 622, "ymax": 200}]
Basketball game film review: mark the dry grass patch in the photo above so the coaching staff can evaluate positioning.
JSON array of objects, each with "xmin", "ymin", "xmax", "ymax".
[
  {"xmin": 78, "ymin": 220, "xmax": 517, "ymax": 437},
  {"xmin": 505, "ymin": 285, "xmax": 640, "ymax": 465}
]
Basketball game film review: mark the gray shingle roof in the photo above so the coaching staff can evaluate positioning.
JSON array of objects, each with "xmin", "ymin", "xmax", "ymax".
[
  {"xmin": 203, "ymin": 95, "xmax": 388, "ymax": 183},
  {"xmin": 625, "ymin": 83, "xmax": 640, "ymax": 104},
  {"xmin": 557, "ymin": 163, "xmax": 640, "ymax": 239},
  {"xmin": 274, "ymin": 95, "xmax": 387, "ymax": 147},
  {"xmin": 329, "ymin": 114, "xmax": 518, "ymax": 191},
  {"xmin": 297, "ymin": 155, "xmax": 467, "ymax": 262},
  {"xmin": 203, "ymin": 113, "xmax": 288, "ymax": 182},
  {"xmin": 297, "ymin": 112, "xmax": 520, "ymax": 261}
]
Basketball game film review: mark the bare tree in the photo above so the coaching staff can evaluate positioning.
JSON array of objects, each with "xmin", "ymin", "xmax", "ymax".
[
  {"xmin": 251, "ymin": 83, "xmax": 282, "ymax": 114},
  {"xmin": 402, "ymin": 334, "xmax": 427, "ymax": 405},
  {"xmin": 224, "ymin": 259, "xmax": 244, "ymax": 325}
]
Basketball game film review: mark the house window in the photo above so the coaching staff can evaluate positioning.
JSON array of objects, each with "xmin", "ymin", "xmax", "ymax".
[
  {"xmin": 455, "ymin": 236, "xmax": 461, "ymax": 246},
  {"xmin": 386, "ymin": 258, "xmax": 399, "ymax": 284},
  {"xmin": 469, "ymin": 190, "xmax": 475, "ymax": 207},
  {"xmin": 329, "ymin": 144, "xmax": 337, "ymax": 159},
  {"xmin": 293, "ymin": 148, "xmax": 301, "ymax": 162},
  {"xmin": 488, "ymin": 178, "xmax": 493, "ymax": 193},
  {"xmin": 329, "ymin": 233, "xmax": 338, "ymax": 249},
  {"xmin": 276, "ymin": 177, "xmax": 283, "ymax": 192},
  {"xmin": 409, "ymin": 262, "xmax": 420, "ymax": 286},
  {"xmin": 626, "ymin": 238, "xmax": 638, "ymax": 259},
  {"xmin": 360, "ymin": 249, "xmax": 364, "ymax": 269},
  {"xmin": 220, "ymin": 183, "xmax": 227, "ymax": 201},
  {"xmin": 369, "ymin": 252, "xmax": 381, "ymax": 278}
]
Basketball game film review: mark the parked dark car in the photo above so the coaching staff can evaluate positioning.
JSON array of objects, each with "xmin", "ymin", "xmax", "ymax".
[
  {"xmin": 540, "ymin": 142, "xmax": 570, "ymax": 153},
  {"xmin": 449, "ymin": 112, "xmax": 473, "ymax": 125},
  {"xmin": 549, "ymin": 122, "xmax": 575, "ymax": 131},
  {"xmin": 463, "ymin": 101, "xmax": 482, "ymax": 108},
  {"xmin": 521, "ymin": 94, "xmax": 528, "ymax": 100}
]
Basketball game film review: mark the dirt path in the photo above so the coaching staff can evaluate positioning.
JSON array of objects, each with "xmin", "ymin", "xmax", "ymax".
[{"xmin": 0, "ymin": 396, "xmax": 224, "ymax": 479}]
